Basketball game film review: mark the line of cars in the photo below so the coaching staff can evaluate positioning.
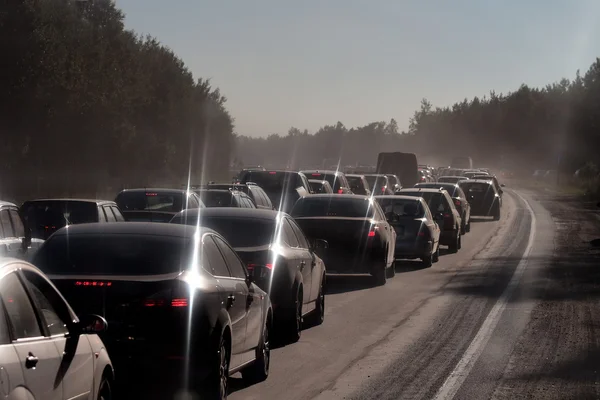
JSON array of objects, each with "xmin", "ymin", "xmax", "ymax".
[{"xmin": 0, "ymin": 164, "xmax": 504, "ymax": 399}]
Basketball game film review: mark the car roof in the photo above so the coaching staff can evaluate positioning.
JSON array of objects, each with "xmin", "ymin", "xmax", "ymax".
[
  {"xmin": 300, "ymin": 193, "xmax": 370, "ymax": 200},
  {"xmin": 175, "ymin": 207, "xmax": 286, "ymax": 221},
  {"xmin": 398, "ymin": 188, "xmax": 446, "ymax": 194},
  {"xmin": 49, "ymin": 222, "xmax": 215, "ymax": 238},
  {"xmin": 345, "ymin": 174, "xmax": 365, "ymax": 177},
  {"xmin": 23, "ymin": 198, "xmax": 116, "ymax": 206},
  {"xmin": 374, "ymin": 195, "xmax": 424, "ymax": 201},
  {"xmin": 117, "ymin": 188, "xmax": 192, "ymax": 194},
  {"xmin": 0, "ymin": 200, "xmax": 18, "ymax": 208}
]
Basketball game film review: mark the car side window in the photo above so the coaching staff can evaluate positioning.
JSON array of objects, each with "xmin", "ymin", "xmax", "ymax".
[
  {"xmin": 282, "ymin": 219, "xmax": 300, "ymax": 247},
  {"xmin": 8, "ymin": 210, "xmax": 25, "ymax": 238},
  {"xmin": 202, "ymin": 236, "xmax": 231, "ymax": 277},
  {"xmin": 104, "ymin": 206, "xmax": 116, "ymax": 222},
  {"xmin": 22, "ymin": 270, "xmax": 70, "ymax": 336},
  {"xmin": 111, "ymin": 206, "xmax": 125, "ymax": 222},
  {"xmin": 0, "ymin": 272, "xmax": 42, "ymax": 339},
  {"xmin": 213, "ymin": 236, "xmax": 247, "ymax": 279},
  {"xmin": 248, "ymin": 188, "xmax": 263, "ymax": 207},
  {"xmin": 0, "ymin": 210, "xmax": 15, "ymax": 238},
  {"xmin": 98, "ymin": 207, "xmax": 108, "ymax": 222},
  {"xmin": 287, "ymin": 218, "xmax": 309, "ymax": 249},
  {"xmin": 0, "ymin": 300, "xmax": 10, "ymax": 344},
  {"xmin": 187, "ymin": 195, "xmax": 199, "ymax": 209}
]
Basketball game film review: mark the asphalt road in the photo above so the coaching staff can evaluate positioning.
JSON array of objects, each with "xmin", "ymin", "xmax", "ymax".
[{"xmin": 226, "ymin": 187, "xmax": 600, "ymax": 400}]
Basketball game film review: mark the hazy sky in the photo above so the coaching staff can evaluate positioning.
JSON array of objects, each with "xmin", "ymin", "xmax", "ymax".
[{"xmin": 117, "ymin": 0, "xmax": 599, "ymax": 137}]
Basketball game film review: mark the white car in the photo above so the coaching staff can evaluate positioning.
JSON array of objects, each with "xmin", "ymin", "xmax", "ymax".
[{"xmin": 0, "ymin": 258, "xmax": 114, "ymax": 399}]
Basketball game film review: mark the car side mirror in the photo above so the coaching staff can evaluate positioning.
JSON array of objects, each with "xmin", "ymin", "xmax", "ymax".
[{"xmin": 74, "ymin": 314, "xmax": 108, "ymax": 335}]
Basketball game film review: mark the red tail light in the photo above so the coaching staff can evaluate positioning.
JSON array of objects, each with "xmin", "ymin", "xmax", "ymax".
[
  {"xmin": 338, "ymin": 189, "xmax": 344, "ymax": 194},
  {"xmin": 269, "ymin": 171, "xmax": 277, "ymax": 175},
  {"xmin": 247, "ymin": 263, "xmax": 273, "ymax": 271},
  {"xmin": 312, "ymin": 173, "xmax": 321, "ymax": 177},
  {"xmin": 454, "ymin": 199, "xmax": 461, "ymax": 207},
  {"xmin": 171, "ymin": 298, "xmax": 188, "ymax": 307},
  {"xmin": 418, "ymin": 231, "xmax": 426, "ymax": 237}
]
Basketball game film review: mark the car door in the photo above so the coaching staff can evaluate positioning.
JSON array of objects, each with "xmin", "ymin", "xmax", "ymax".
[
  {"xmin": 0, "ymin": 293, "xmax": 27, "ymax": 399},
  {"xmin": 21, "ymin": 269, "xmax": 95, "ymax": 400},
  {"xmin": 0, "ymin": 208, "xmax": 21, "ymax": 258},
  {"xmin": 373, "ymin": 203, "xmax": 395, "ymax": 265},
  {"xmin": 287, "ymin": 218, "xmax": 320, "ymax": 306},
  {"xmin": 213, "ymin": 235, "xmax": 263, "ymax": 358},
  {"xmin": 282, "ymin": 218, "xmax": 312, "ymax": 310},
  {"xmin": 0, "ymin": 271, "xmax": 63, "ymax": 400},
  {"xmin": 203, "ymin": 235, "xmax": 249, "ymax": 368}
]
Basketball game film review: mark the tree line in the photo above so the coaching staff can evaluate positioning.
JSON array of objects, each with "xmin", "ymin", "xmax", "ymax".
[
  {"xmin": 235, "ymin": 59, "xmax": 600, "ymax": 177},
  {"xmin": 1, "ymin": 0, "xmax": 234, "ymax": 201}
]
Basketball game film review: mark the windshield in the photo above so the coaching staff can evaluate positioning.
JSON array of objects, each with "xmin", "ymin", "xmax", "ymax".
[
  {"xmin": 115, "ymin": 191, "xmax": 184, "ymax": 213},
  {"xmin": 34, "ymin": 234, "xmax": 191, "ymax": 275},
  {"xmin": 292, "ymin": 197, "xmax": 374, "ymax": 218}
]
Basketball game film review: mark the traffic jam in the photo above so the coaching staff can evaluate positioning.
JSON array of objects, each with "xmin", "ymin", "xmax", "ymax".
[{"xmin": 0, "ymin": 152, "xmax": 505, "ymax": 399}]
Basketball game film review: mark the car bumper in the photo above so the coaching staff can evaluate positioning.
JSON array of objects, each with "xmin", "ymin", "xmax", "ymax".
[{"xmin": 394, "ymin": 239, "xmax": 432, "ymax": 259}]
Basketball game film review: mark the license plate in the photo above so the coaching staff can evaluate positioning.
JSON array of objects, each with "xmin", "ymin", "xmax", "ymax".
[{"xmin": 393, "ymin": 225, "xmax": 404, "ymax": 235}]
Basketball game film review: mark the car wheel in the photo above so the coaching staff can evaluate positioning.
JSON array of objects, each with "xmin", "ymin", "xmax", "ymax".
[
  {"xmin": 285, "ymin": 287, "xmax": 302, "ymax": 343},
  {"xmin": 306, "ymin": 275, "xmax": 325, "ymax": 327},
  {"xmin": 205, "ymin": 335, "xmax": 229, "ymax": 400},
  {"xmin": 421, "ymin": 253, "xmax": 433, "ymax": 267},
  {"xmin": 373, "ymin": 265, "xmax": 387, "ymax": 286},
  {"xmin": 242, "ymin": 317, "xmax": 271, "ymax": 384},
  {"xmin": 432, "ymin": 245, "xmax": 440, "ymax": 263},
  {"xmin": 386, "ymin": 260, "xmax": 396, "ymax": 278},
  {"xmin": 466, "ymin": 220, "xmax": 471, "ymax": 233},
  {"xmin": 98, "ymin": 376, "xmax": 112, "ymax": 400},
  {"xmin": 448, "ymin": 232, "xmax": 459, "ymax": 253}
]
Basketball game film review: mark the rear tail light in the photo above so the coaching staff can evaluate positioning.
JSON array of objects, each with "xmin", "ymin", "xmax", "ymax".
[
  {"xmin": 269, "ymin": 171, "xmax": 277, "ymax": 175},
  {"xmin": 418, "ymin": 231, "xmax": 426, "ymax": 237},
  {"xmin": 338, "ymin": 189, "xmax": 344, "ymax": 194},
  {"xmin": 454, "ymin": 199, "xmax": 461, "ymax": 207},
  {"xmin": 74, "ymin": 281, "xmax": 112, "ymax": 287},
  {"xmin": 171, "ymin": 298, "xmax": 188, "ymax": 307},
  {"xmin": 367, "ymin": 225, "xmax": 379, "ymax": 237},
  {"xmin": 247, "ymin": 263, "xmax": 273, "ymax": 271},
  {"xmin": 368, "ymin": 230, "xmax": 376, "ymax": 237}
]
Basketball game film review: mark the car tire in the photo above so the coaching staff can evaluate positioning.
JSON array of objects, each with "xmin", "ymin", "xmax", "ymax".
[
  {"xmin": 242, "ymin": 317, "xmax": 271, "ymax": 384},
  {"xmin": 421, "ymin": 253, "xmax": 433, "ymax": 268},
  {"xmin": 305, "ymin": 275, "xmax": 325, "ymax": 327},
  {"xmin": 98, "ymin": 376, "xmax": 112, "ymax": 400},
  {"xmin": 432, "ymin": 245, "xmax": 440, "ymax": 263},
  {"xmin": 457, "ymin": 233, "xmax": 462, "ymax": 250},
  {"xmin": 285, "ymin": 287, "xmax": 302, "ymax": 343},
  {"xmin": 448, "ymin": 232, "xmax": 459, "ymax": 253},
  {"xmin": 493, "ymin": 207, "xmax": 501, "ymax": 221},
  {"xmin": 386, "ymin": 260, "xmax": 396, "ymax": 278},
  {"xmin": 373, "ymin": 265, "xmax": 387, "ymax": 286},
  {"xmin": 466, "ymin": 220, "xmax": 471, "ymax": 233},
  {"xmin": 204, "ymin": 335, "xmax": 229, "ymax": 400}
]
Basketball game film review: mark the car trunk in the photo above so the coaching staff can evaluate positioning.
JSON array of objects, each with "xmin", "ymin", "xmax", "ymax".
[{"xmin": 389, "ymin": 218, "xmax": 427, "ymax": 241}]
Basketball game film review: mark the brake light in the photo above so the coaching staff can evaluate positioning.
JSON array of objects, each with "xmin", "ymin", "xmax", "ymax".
[
  {"xmin": 75, "ymin": 281, "xmax": 112, "ymax": 287},
  {"xmin": 381, "ymin": 186, "xmax": 386, "ymax": 192},
  {"xmin": 143, "ymin": 299, "xmax": 166, "ymax": 307},
  {"xmin": 146, "ymin": 193, "xmax": 157, "ymax": 196},
  {"xmin": 312, "ymin": 173, "xmax": 321, "ymax": 177},
  {"xmin": 338, "ymin": 189, "xmax": 344, "ymax": 194},
  {"xmin": 247, "ymin": 263, "xmax": 274, "ymax": 271},
  {"xmin": 171, "ymin": 298, "xmax": 188, "ymax": 307},
  {"xmin": 368, "ymin": 231, "xmax": 376, "ymax": 237},
  {"xmin": 454, "ymin": 199, "xmax": 461, "ymax": 207},
  {"xmin": 269, "ymin": 171, "xmax": 277, "ymax": 175},
  {"xmin": 418, "ymin": 231, "xmax": 426, "ymax": 237}
]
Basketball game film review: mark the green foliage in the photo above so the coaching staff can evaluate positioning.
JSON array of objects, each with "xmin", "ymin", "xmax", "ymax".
[{"xmin": 0, "ymin": 0, "xmax": 234, "ymax": 200}]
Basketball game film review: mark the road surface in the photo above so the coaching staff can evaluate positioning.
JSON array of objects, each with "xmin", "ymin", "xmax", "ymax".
[{"xmin": 226, "ymin": 187, "xmax": 600, "ymax": 400}]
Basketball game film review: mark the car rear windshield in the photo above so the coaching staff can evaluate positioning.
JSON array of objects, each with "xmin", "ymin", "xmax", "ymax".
[
  {"xmin": 364, "ymin": 175, "xmax": 388, "ymax": 193},
  {"xmin": 22, "ymin": 201, "xmax": 98, "ymax": 237},
  {"xmin": 460, "ymin": 182, "xmax": 493, "ymax": 193},
  {"xmin": 34, "ymin": 234, "xmax": 192, "ymax": 275},
  {"xmin": 172, "ymin": 216, "xmax": 276, "ymax": 248},
  {"xmin": 115, "ymin": 191, "xmax": 184, "ymax": 213},
  {"xmin": 415, "ymin": 184, "xmax": 459, "ymax": 197},
  {"xmin": 240, "ymin": 172, "xmax": 299, "ymax": 193},
  {"xmin": 292, "ymin": 198, "xmax": 374, "ymax": 218},
  {"xmin": 399, "ymin": 192, "xmax": 449, "ymax": 213},
  {"xmin": 208, "ymin": 184, "xmax": 249, "ymax": 194},
  {"xmin": 306, "ymin": 173, "xmax": 346, "ymax": 191},
  {"xmin": 346, "ymin": 176, "xmax": 363, "ymax": 187},
  {"xmin": 199, "ymin": 191, "xmax": 236, "ymax": 207},
  {"xmin": 309, "ymin": 181, "xmax": 329, "ymax": 193},
  {"xmin": 376, "ymin": 198, "xmax": 425, "ymax": 218}
]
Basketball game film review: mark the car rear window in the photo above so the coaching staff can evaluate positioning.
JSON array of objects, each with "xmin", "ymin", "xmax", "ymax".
[
  {"xmin": 34, "ymin": 234, "xmax": 192, "ymax": 275},
  {"xmin": 22, "ymin": 201, "xmax": 98, "ymax": 238},
  {"xmin": 399, "ymin": 191, "xmax": 449, "ymax": 213},
  {"xmin": 199, "ymin": 191, "xmax": 236, "ymax": 207},
  {"xmin": 376, "ymin": 198, "xmax": 425, "ymax": 218},
  {"xmin": 460, "ymin": 182, "xmax": 492, "ymax": 193},
  {"xmin": 364, "ymin": 175, "xmax": 388, "ymax": 193},
  {"xmin": 240, "ymin": 172, "xmax": 299, "ymax": 193},
  {"xmin": 172, "ymin": 216, "xmax": 275, "ymax": 248},
  {"xmin": 115, "ymin": 191, "xmax": 184, "ymax": 213},
  {"xmin": 307, "ymin": 173, "xmax": 344, "ymax": 191},
  {"xmin": 292, "ymin": 197, "xmax": 374, "ymax": 218}
]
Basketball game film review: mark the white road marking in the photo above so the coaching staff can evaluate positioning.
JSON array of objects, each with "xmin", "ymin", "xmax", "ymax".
[{"xmin": 433, "ymin": 191, "xmax": 537, "ymax": 400}]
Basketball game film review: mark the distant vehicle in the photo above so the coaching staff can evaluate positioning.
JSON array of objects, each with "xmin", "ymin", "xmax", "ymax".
[
  {"xmin": 1, "ymin": 200, "xmax": 39, "ymax": 260},
  {"xmin": 375, "ymin": 195, "xmax": 441, "ymax": 267},
  {"xmin": 463, "ymin": 171, "xmax": 488, "ymax": 180},
  {"xmin": 115, "ymin": 188, "xmax": 204, "ymax": 223},
  {"xmin": 533, "ymin": 170, "xmax": 546, "ymax": 180},
  {"xmin": 384, "ymin": 174, "xmax": 403, "ymax": 191},
  {"xmin": 34, "ymin": 222, "xmax": 272, "ymax": 398},
  {"xmin": 291, "ymin": 195, "xmax": 396, "ymax": 285},
  {"xmin": 469, "ymin": 175, "xmax": 505, "ymax": 197},
  {"xmin": 417, "ymin": 169, "xmax": 431, "ymax": 183},
  {"xmin": 376, "ymin": 152, "xmax": 419, "ymax": 187},
  {"xmin": 171, "ymin": 208, "xmax": 328, "ymax": 342},
  {"xmin": 301, "ymin": 170, "xmax": 353, "ymax": 194},
  {"xmin": 0, "ymin": 258, "xmax": 114, "ymax": 400},
  {"xmin": 397, "ymin": 188, "xmax": 462, "ymax": 253},
  {"xmin": 202, "ymin": 182, "xmax": 274, "ymax": 210},
  {"xmin": 345, "ymin": 174, "xmax": 372, "ymax": 196},
  {"xmin": 308, "ymin": 179, "xmax": 334, "ymax": 194},
  {"xmin": 451, "ymin": 156, "xmax": 473, "ymax": 170},
  {"xmin": 197, "ymin": 189, "xmax": 257, "ymax": 208},
  {"xmin": 414, "ymin": 183, "xmax": 471, "ymax": 234},
  {"xmin": 459, "ymin": 180, "xmax": 502, "ymax": 220},
  {"xmin": 437, "ymin": 176, "xmax": 469, "ymax": 184},
  {"xmin": 238, "ymin": 170, "xmax": 312, "ymax": 214},
  {"xmin": 21, "ymin": 198, "xmax": 125, "ymax": 240},
  {"xmin": 363, "ymin": 174, "xmax": 395, "ymax": 195}
]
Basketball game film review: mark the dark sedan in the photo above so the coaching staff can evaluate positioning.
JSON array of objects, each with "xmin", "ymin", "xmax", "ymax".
[
  {"xmin": 171, "ymin": 208, "xmax": 327, "ymax": 342},
  {"xmin": 363, "ymin": 174, "xmax": 395, "ymax": 195},
  {"xmin": 375, "ymin": 195, "xmax": 441, "ymax": 267},
  {"xmin": 291, "ymin": 194, "xmax": 396, "ymax": 285},
  {"xmin": 115, "ymin": 188, "xmax": 204, "ymax": 222},
  {"xmin": 397, "ymin": 188, "xmax": 462, "ymax": 253},
  {"xmin": 414, "ymin": 182, "xmax": 471, "ymax": 234},
  {"xmin": 197, "ymin": 189, "xmax": 257, "ymax": 208},
  {"xmin": 33, "ymin": 223, "xmax": 272, "ymax": 398},
  {"xmin": 459, "ymin": 179, "xmax": 502, "ymax": 220}
]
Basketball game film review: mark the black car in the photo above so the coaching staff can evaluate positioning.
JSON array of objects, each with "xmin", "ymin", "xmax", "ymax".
[
  {"xmin": 115, "ymin": 188, "xmax": 204, "ymax": 223},
  {"xmin": 469, "ymin": 174, "xmax": 504, "ymax": 198},
  {"xmin": 237, "ymin": 170, "xmax": 312, "ymax": 214},
  {"xmin": 345, "ymin": 174, "xmax": 372, "ymax": 196},
  {"xmin": 397, "ymin": 188, "xmax": 462, "ymax": 253},
  {"xmin": 363, "ymin": 174, "xmax": 395, "ymax": 195},
  {"xmin": 375, "ymin": 195, "xmax": 441, "ymax": 267},
  {"xmin": 21, "ymin": 198, "xmax": 126, "ymax": 240},
  {"xmin": 197, "ymin": 189, "xmax": 257, "ymax": 208},
  {"xmin": 308, "ymin": 179, "xmax": 334, "ymax": 194},
  {"xmin": 414, "ymin": 183, "xmax": 471, "ymax": 234},
  {"xmin": 171, "ymin": 208, "xmax": 327, "ymax": 342},
  {"xmin": 291, "ymin": 194, "xmax": 396, "ymax": 285},
  {"xmin": 33, "ymin": 222, "xmax": 272, "ymax": 398},
  {"xmin": 301, "ymin": 170, "xmax": 353, "ymax": 194},
  {"xmin": 437, "ymin": 176, "xmax": 469, "ymax": 184},
  {"xmin": 459, "ymin": 180, "xmax": 502, "ymax": 220},
  {"xmin": 202, "ymin": 182, "xmax": 274, "ymax": 210}
]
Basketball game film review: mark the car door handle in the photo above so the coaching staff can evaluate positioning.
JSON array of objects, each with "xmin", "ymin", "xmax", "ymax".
[{"xmin": 25, "ymin": 353, "xmax": 38, "ymax": 369}]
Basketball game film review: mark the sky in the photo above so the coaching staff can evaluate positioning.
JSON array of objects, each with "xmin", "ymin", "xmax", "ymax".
[{"xmin": 116, "ymin": 0, "xmax": 600, "ymax": 137}]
